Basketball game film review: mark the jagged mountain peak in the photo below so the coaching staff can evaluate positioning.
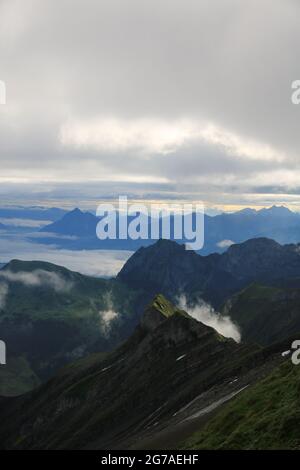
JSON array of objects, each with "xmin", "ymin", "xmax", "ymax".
[
  {"xmin": 225, "ymin": 237, "xmax": 281, "ymax": 253},
  {"xmin": 150, "ymin": 294, "xmax": 187, "ymax": 318},
  {"xmin": 40, "ymin": 207, "xmax": 97, "ymax": 236},
  {"xmin": 62, "ymin": 207, "xmax": 95, "ymax": 219},
  {"xmin": 140, "ymin": 294, "xmax": 190, "ymax": 332},
  {"xmin": 136, "ymin": 294, "xmax": 227, "ymax": 351},
  {"xmin": 119, "ymin": 237, "xmax": 300, "ymax": 308},
  {"xmin": 0, "ymin": 288, "xmax": 275, "ymax": 450},
  {"xmin": 258, "ymin": 205, "xmax": 294, "ymax": 216},
  {"xmin": 69, "ymin": 207, "xmax": 82, "ymax": 214}
]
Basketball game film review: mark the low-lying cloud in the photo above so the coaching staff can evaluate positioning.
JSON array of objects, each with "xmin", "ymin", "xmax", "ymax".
[
  {"xmin": 99, "ymin": 291, "xmax": 119, "ymax": 336},
  {"xmin": 0, "ymin": 283, "xmax": 8, "ymax": 310},
  {"xmin": 178, "ymin": 296, "xmax": 241, "ymax": 343},
  {"xmin": 217, "ymin": 239, "xmax": 235, "ymax": 249},
  {"xmin": 0, "ymin": 269, "xmax": 73, "ymax": 292},
  {"xmin": 0, "ymin": 218, "xmax": 52, "ymax": 228},
  {"xmin": 0, "ymin": 236, "xmax": 132, "ymax": 277}
]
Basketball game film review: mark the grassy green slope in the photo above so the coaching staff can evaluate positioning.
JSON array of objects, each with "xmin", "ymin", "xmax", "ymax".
[
  {"xmin": 0, "ymin": 295, "xmax": 271, "ymax": 450},
  {"xmin": 0, "ymin": 357, "xmax": 40, "ymax": 396},
  {"xmin": 0, "ymin": 260, "xmax": 144, "ymax": 395},
  {"xmin": 223, "ymin": 283, "xmax": 300, "ymax": 346},
  {"xmin": 182, "ymin": 360, "xmax": 300, "ymax": 449}
]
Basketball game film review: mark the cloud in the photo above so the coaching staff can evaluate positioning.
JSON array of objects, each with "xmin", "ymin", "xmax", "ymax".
[
  {"xmin": 0, "ymin": 236, "xmax": 132, "ymax": 277},
  {"xmin": 0, "ymin": 269, "xmax": 73, "ymax": 292},
  {"xmin": 100, "ymin": 291, "xmax": 119, "ymax": 336},
  {"xmin": 60, "ymin": 118, "xmax": 195, "ymax": 155},
  {"xmin": 0, "ymin": 283, "xmax": 8, "ymax": 310},
  {"xmin": 178, "ymin": 295, "xmax": 241, "ymax": 342},
  {"xmin": 0, "ymin": 218, "xmax": 51, "ymax": 228},
  {"xmin": 101, "ymin": 309, "xmax": 119, "ymax": 334},
  {"xmin": 0, "ymin": 0, "xmax": 300, "ymax": 208},
  {"xmin": 217, "ymin": 239, "xmax": 235, "ymax": 249}
]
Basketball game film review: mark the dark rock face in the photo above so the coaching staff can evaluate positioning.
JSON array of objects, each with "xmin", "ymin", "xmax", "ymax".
[
  {"xmin": 118, "ymin": 238, "xmax": 300, "ymax": 307},
  {"xmin": 218, "ymin": 238, "xmax": 300, "ymax": 280},
  {"xmin": 139, "ymin": 294, "xmax": 216, "ymax": 345},
  {"xmin": 0, "ymin": 294, "xmax": 278, "ymax": 450},
  {"xmin": 118, "ymin": 239, "xmax": 206, "ymax": 294}
]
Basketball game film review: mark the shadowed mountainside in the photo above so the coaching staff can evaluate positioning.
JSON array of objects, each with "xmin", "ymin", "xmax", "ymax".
[
  {"xmin": 0, "ymin": 259, "xmax": 144, "ymax": 395},
  {"xmin": 118, "ymin": 238, "xmax": 300, "ymax": 308},
  {"xmin": 0, "ymin": 295, "xmax": 284, "ymax": 450}
]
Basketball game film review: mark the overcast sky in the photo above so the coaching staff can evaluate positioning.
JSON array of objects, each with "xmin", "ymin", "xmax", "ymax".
[{"xmin": 1, "ymin": 0, "xmax": 300, "ymax": 210}]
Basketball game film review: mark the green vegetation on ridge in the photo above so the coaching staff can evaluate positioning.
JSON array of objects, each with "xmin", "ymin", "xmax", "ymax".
[{"xmin": 182, "ymin": 360, "xmax": 300, "ymax": 449}]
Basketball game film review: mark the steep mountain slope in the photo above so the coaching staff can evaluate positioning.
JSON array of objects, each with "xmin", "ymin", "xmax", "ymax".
[
  {"xmin": 118, "ymin": 238, "xmax": 300, "ymax": 307},
  {"xmin": 222, "ymin": 282, "xmax": 300, "ymax": 346},
  {"xmin": 0, "ymin": 295, "xmax": 283, "ymax": 450},
  {"xmin": 218, "ymin": 237, "xmax": 300, "ymax": 280},
  {"xmin": 0, "ymin": 260, "xmax": 143, "ymax": 395},
  {"xmin": 182, "ymin": 360, "xmax": 300, "ymax": 449},
  {"xmin": 40, "ymin": 208, "xmax": 98, "ymax": 237}
]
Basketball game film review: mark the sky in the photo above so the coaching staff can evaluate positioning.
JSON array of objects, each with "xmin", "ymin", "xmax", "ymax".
[{"xmin": 1, "ymin": 0, "xmax": 300, "ymax": 210}]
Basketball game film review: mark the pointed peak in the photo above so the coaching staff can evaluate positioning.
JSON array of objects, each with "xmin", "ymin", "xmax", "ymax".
[
  {"xmin": 150, "ymin": 294, "xmax": 186, "ymax": 319},
  {"xmin": 258, "ymin": 205, "xmax": 293, "ymax": 215},
  {"xmin": 140, "ymin": 294, "xmax": 189, "ymax": 332},
  {"xmin": 64, "ymin": 208, "xmax": 96, "ymax": 219},
  {"xmin": 69, "ymin": 208, "xmax": 83, "ymax": 215}
]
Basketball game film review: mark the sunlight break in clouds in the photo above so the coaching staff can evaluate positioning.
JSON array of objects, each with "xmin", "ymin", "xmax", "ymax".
[
  {"xmin": 60, "ymin": 118, "xmax": 284, "ymax": 163},
  {"xmin": 178, "ymin": 295, "xmax": 241, "ymax": 343},
  {"xmin": 60, "ymin": 118, "xmax": 194, "ymax": 155}
]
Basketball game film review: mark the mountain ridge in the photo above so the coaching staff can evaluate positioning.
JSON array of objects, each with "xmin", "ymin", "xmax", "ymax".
[
  {"xmin": 0, "ymin": 294, "xmax": 283, "ymax": 450},
  {"xmin": 37, "ymin": 205, "xmax": 300, "ymax": 254},
  {"xmin": 118, "ymin": 237, "xmax": 300, "ymax": 307}
]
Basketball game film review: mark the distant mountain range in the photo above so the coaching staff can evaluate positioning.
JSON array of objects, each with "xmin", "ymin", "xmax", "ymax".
[
  {"xmin": 41, "ymin": 208, "xmax": 97, "ymax": 237},
  {"xmin": 37, "ymin": 205, "xmax": 300, "ymax": 254},
  {"xmin": 0, "ymin": 206, "xmax": 66, "ymax": 222},
  {"xmin": 0, "ymin": 206, "xmax": 67, "ymax": 234}
]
